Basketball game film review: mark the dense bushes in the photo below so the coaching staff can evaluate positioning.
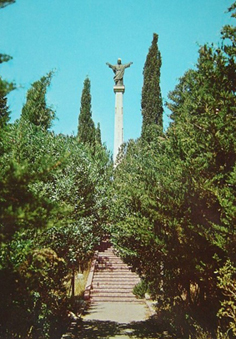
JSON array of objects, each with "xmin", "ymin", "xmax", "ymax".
[{"xmin": 0, "ymin": 73, "xmax": 112, "ymax": 337}]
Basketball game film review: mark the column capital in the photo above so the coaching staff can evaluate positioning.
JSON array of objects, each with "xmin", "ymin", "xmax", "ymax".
[{"xmin": 113, "ymin": 85, "xmax": 125, "ymax": 94}]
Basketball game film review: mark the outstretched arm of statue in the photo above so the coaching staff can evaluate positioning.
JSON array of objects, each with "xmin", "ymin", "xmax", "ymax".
[
  {"xmin": 124, "ymin": 62, "xmax": 133, "ymax": 68},
  {"xmin": 106, "ymin": 62, "xmax": 114, "ymax": 69}
]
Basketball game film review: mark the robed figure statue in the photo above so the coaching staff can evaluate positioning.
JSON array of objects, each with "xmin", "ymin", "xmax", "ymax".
[{"xmin": 106, "ymin": 58, "xmax": 133, "ymax": 86}]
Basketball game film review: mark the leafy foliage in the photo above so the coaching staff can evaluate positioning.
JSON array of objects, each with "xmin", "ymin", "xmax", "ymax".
[
  {"xmin": 78, "ymin": 77, "xmax": 96, "ymax": 150},
  {"xmin": 21, "ymin": 72, "xmax": 55, "ymax": 130},
  {"xmin": 217, "ymin": 260, "xmax": 236, "ymax": 337},
  {"xmin": 0, "ymin": 53, "xmax": 15, "ymax": 95},
  {"xmin": 0, "ymin": 111, "xmax": 112, "ymax": 337},
  {"xmin": 95, "ymin": 122, "xmax": 102, "ymax": 145},
  {"xmin": 0, "ymin": 92, "xmax": 10, "ymax": 127},
  {"xmin": 0, "ymin": 91, "xmax": 10, "ymax": 156}
]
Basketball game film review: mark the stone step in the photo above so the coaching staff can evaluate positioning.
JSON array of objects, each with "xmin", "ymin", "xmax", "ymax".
[
  {"xmin": 90, "ymin": 296, "xmax": 140, "ymax": 302},
  {"xmin": 97, "ymin": 255, "xmax": 122, "ymax": 259},
  {"xmin": 95, "ymin": 270, "xmax": 132, "ymax": 274},
  {"xmin": 94, "ymin": 269, "xmax": 137, "ymax": 274},
  {"xmin": 92, "ymin": 279, "xmax": 140, "ymax": 284},
  {"xmin": 99, "ymin": 253, "xmax": 122, "ymax": 256},
  {"xmin": 92, "ymin": 275, "xmax": 140, "ymax": 280},
  {"xmin": 96, "ymin": 264, "xmax": 129, "ymax": 268},
  {"xmin": 96, "ymin": 261, "xmax": 131, "ymax": 265},
  {"xmin": 92, "ymin": 289, "xmax": 135, "ymax": 295},
  {"xmin": 96, "ymin": 264, "xmax": 132, "ymax": 272},
  {"xmin": 93, "ymin": 273, "xmax": 138, "ymax": 277},
  {"xmin": 91, "ymin": 290, "xmax": 136, "ymax": 296},
  {"xmin": 98, "ymin": 253, "xmax": 121, "ymax": 256},
  {"xmin": 91, "ymin": 284, "xmax": 137, "ymax": 291},
  {"xmin": 92, "ymin": 281, "xmax": 140, "ymax": 286},
  {"xmin": 92, "ymin": 282, "xmax": 138, "ymax": 287},
  {"xmin": 97, "ymin": 260, "xmax": 126, "ymax": 264},
  {"xmin": 101, "ymin": 262, "xmax": 127, "ymax": 266},
  {"xmin": 94, "ymin": 277, "xmax": 138, "ymax": 280},
  {"xmin": 97, "ymin": 257, "xmax": 126, "ymax": 260},
  {"xmin": 97, "ymin": 266, "xmax": 133, "ymax": 269},
  {"xmin": 92, "ymin": 286, "xmax": 137, "ymax": 291},
  {"xmin": 92, "ymin": 291, "xmax": 135, "ymax": 295},
  {"xmin": 92, "ymin": 285, "xmax": 135, "ymax": 290},
  {"xmin": 87, "ymin": 242, "xmax": 141, "ymax": 303},
  {"xmin": 93, "ymin": 273, "xmax": 138, "ymax": 278},
  {"xmin": 93, "ymin": 282, "xmax": 137, "ymax": 285},
  {"xmin": 98, "ymin": 257, "xmax": 124, "ymax": 261},
  {"xmin": 98, "ymin": 256, "xmax": 116, "ymax": 258},
  {"xmin": 97, "ymin": 257, "xmax": 124, "ymax": 259}
]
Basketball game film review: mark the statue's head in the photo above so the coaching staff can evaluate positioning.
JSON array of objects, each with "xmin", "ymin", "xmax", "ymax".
[{"xmin": 117, "ymin": 58, "xmax": 122, "ymax": 64}]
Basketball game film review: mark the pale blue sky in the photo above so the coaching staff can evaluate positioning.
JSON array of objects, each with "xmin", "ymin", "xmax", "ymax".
[{"xmin": 0, "ymin": 0, "xmax": 233, "ymax": 151}]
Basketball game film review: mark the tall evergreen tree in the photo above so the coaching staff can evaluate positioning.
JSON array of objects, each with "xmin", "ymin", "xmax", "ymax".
[
  {"xmin": 95, "ymin": 122, "xmax": 102, "ymax": 145},
  {"xmin": 141, "ymin": 33, "xmax": 163, "ymax": 141},
  {"xmin": 0, "ymin": 54, "xmax": 15, "ymax": 96},
  {"xmin": 0, "ymin": 1, "xmax": 16, "ymax": 93},
  {"xmin": 21, "ymin": 72, "xmax": 55, "ymax": 130},
  {"xmin": 0, "ymin": 92, "xmax": 10, "ymax": 128},
  {"xmin": 77, "ymin": 77, "xmax": 95, "ymax": 149},
  {"xmin": 0, "ymin": 92, "xmax": 10, "ymax": 155}
]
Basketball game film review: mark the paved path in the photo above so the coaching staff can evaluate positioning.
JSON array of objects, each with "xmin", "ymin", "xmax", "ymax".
[{"xmin": 84, "ymin": 301, "xmax": 150, "ymax": 323}]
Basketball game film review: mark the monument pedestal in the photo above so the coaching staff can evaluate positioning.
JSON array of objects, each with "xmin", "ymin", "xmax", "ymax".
[{"xmin": 113, "ymin": 85, "xmax": 125, "ymax": 163}]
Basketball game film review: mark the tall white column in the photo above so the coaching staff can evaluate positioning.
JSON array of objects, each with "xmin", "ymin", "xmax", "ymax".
[{"xmin": 113, "ymin": 85, "xmax": 125, "ymax": 163}]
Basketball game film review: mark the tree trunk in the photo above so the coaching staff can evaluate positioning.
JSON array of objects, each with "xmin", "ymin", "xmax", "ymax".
[{"xmin": 71, "ymin": 269, "xmax": 75, "ymax": 297}]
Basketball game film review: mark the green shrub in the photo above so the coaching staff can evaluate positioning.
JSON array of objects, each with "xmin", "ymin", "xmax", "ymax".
[{"xmin": 133, "ymin": 280, "xmax": 148, "ymax": 299}]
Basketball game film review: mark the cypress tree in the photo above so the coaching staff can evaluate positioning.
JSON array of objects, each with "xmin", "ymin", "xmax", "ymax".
[
  {"xmin": 95, "ymin": 122, "xmax": 102, "ymax": 146},
  {"xmin": 78, "ymin": 77, "xmax": 95, "ymax": 149},
  {"xmin": 0, "ymin": 54, "xmax": 15, "ymax": 95},
  {"xmin": 21, "ymin": 72, "xmax": 55, "ymax": 130},
  {"xmin": 0, "ymin": 92, "xmax": 10, "ymax": 128},
  {"xmin": 0, "ymin": 92, "xmax": 10, "ymax": 155},
  {"xmin": 141, "ymin": 33, "xmax": 163, "ymax": 141}
]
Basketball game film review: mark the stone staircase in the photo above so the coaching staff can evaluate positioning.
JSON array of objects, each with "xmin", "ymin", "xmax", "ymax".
[{"xmin": 90, "ymin": 238, "xmax": 141, "ymax": 303}]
